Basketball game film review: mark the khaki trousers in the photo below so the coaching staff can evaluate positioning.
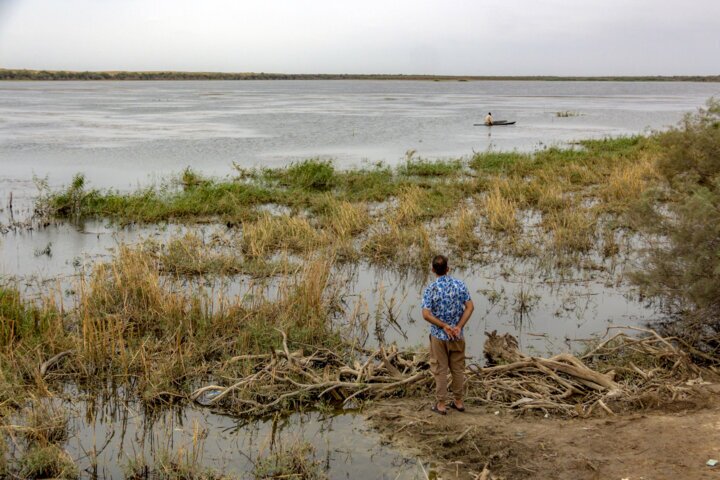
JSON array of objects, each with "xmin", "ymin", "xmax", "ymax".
[{"xmin": 429, "ymin": 335, "xmax": 465, "ymax": 403}]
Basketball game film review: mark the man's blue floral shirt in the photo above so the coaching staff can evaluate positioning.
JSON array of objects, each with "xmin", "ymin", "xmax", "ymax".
[{"xmin": 421, "ymin": 275, "xmax": 471, "ymax": 341}]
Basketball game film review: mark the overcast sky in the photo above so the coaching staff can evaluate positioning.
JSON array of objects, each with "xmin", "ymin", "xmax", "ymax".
[{"xmin": 0, "ymin": 0, "xmax": 718, "ymax": 75}]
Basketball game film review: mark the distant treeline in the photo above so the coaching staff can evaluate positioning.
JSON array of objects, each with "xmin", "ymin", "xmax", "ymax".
[{"xmin": 1, "ymin": 68, "xmax": 719, "ymax": 82}]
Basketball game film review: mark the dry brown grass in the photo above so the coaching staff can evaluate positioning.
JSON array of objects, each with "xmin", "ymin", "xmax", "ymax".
[
  {"xmin": 446, "ymin": 204, "xmax": 481, "ymax": 254},
  {"xmin": 389, "ymin": 186, "xmax": 426, "ymax": 225},
  {"xmin": 600, "ymin": 156, "xmax": 658, "ymax": 207},
  {"xmin": 317, "ymin": 196, "xmax": 371, "ymax": 239},
  {"xmin": 543, "ymin": 208, "xmax": 596, "ymax": 253},
  {"xmin": 481, "ymin": 185, "xmax": 518, "ymax": 232},
  {"xmin": 241, "ymin": 214, "xmax": 326, "ymax": 257},
  {"xmin": 526, "ymin": 176, "xmax": 568, "ymax": 212},
  {"xmin": 362, "ymin": 220, "xmax": 435, "ymax": 269}
]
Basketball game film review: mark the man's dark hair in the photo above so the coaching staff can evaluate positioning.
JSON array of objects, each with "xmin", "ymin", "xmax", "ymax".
[
  {"xmin": 432, "ymin": 255, "xmax": 449, "ymax": 275},
  {"xmin": 488, "ymin": 112, "xmax": 491, "ymax": 115}
]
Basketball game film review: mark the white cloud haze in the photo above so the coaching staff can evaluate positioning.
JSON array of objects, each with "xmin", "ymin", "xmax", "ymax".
[{"xmin": 0, "ymin": 0, "xmax": 718, "ymax": 75}]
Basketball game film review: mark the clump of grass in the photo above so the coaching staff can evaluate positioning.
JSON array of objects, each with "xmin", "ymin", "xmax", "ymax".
[
  {"xmin": 18, "ymin": 445, "xmax": 78, "ymax": 480},
  {"xmin": 481, "ymin": 186, "xmax": 518, "ymax": 232},
  {"xmin": 362, "ymin": 221, "xmax": 435, "ymax": 270},
  {"xmin": 447, "ymin": 205, "xmax": 481, "ymax": 253},
  {"xmin": 274, "ymin": 158, "xmax": 336, "ymax": 191},
  {"xmin": 334, "ymin": 163, "xmax": 399, "ymax": 201},
  {"xmin": 241, "ymin": 214, "xmax": 326, "ymax": 258},
  {"xmin": 470, "ymin": 151, "xmax": 529, "ymax": 174},
  {"xmin": 313, "ymin": 195, "xmax": 371, "ymax": 239},
  {"xmin": 561, "ymin": 163, "xmax": 601, "ymax": 186},
  {"xmin": 180, "ymin": 167, "xmax": 210, "ymax": 190},
  {"xmin": 39, "ymin": 176, "xmax": 273, "ymax": 223},
  {"xmin": 543, "ymin": 208, "xmax": 596, "ymax": 253},
  {"xmin": 253, "ymin": 441, "xmax": 326, "ymax": 480},
  {"xmin": 151, "ymin": 233, "xmax": 245, "ymax": 276},
  {"xmin": 390, "ymin": 186, "xmax": 426, "ymax": 225},
  {"xmin": 82, "ymin": 245, "xmax": 186, "ymax": 342},
  {"xmin": 0, "ymin": 287, "xmax": 62, "ymax": 347},
  {"xmin": 388, "ymin": 184, "xmax": 463, "ymax": 226},
  {"xmin": 600, "ymin": 157, "xmax": 657, "ymax": 208},
  {"xmin": 601, "ymin": 229, "xmax": 620, "ymax": 258},
  {"xmin": 526, "ymin": 179, "xmax": 567, "ymax": 212},
  {"xmin": 24, "ymin": 401, "xmax": 70, "ymax": 446},
  {"xmin": 398, "ymin": 151, "xmax": 463, "ymax": 177},
  {"xmin": 125, "ymin": 422, "xmax": 236, "ymax": 479},
  {"xmin": 556, "ymin": 111, "xmax": 580, "ymax": 117}
]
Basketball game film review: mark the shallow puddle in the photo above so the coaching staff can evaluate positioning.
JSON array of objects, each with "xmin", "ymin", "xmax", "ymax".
[{"xmin": 7, "ymin": 395, "xmax": 422, "ymax": 479}]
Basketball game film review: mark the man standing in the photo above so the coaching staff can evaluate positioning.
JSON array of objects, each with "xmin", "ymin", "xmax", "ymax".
[{"xmin": 421, "ymin": 255, "xmax": 474, "ymax": 415}]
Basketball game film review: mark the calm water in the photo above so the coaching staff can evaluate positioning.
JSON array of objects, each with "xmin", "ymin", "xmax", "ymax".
[
  {"xmin": 1, "ymin": 80, "xmax": 718, "ymax": 196},
  {"xmin": 6, "ymin": 394, "xmax": 421, "ymax": 480}
]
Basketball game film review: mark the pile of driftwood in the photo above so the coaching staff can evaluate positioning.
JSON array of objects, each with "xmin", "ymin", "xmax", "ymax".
[
  {"xmin": 471, "ymin": 326, "xmax": 709, "ymax": 415},
  {"xmin": 191, "ymin": 327, "xmax": 712, "ymax": 417},
  {"xmin": 191, "ymin": 330, "xmax": 432, "ymax": 416}
]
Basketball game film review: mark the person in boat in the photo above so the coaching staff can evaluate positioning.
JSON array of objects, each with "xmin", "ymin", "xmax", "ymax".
[
  {"xmin": 484, "ymin": 112, "xmax": 493, "ymax": 125},
  {"xmin": 421, "ymin": 255, "xmax": 474, "ymax": 415}
]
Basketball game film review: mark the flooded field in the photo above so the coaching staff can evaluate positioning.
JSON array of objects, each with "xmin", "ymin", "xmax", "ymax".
[
  {"xmin": 2, "ymin": 83, "xmax": 717, "ymax": 478},
  {"xmin": 0, "ymin": 216, "xmax": 653, "ymax": 356}
]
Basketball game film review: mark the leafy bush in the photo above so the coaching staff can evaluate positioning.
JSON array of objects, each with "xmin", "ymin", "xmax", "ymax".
[
  {"xmin": 631, "ymin": 99, "xmax": 720, "ymax": 356},
  {"xmin": 656, "ymin": 98, "xmax": 720, "ymax": 189}
]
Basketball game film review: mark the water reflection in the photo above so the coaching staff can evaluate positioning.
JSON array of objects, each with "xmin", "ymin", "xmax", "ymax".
[{"xmin": 16, "ymin": 391, "xmax": 421, "ymax": 479}]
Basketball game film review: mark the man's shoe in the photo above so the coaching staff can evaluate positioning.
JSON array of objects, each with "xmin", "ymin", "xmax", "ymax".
[{"xmin": 431, "ymin": 403, "xmax": 447, "ymax": 415}]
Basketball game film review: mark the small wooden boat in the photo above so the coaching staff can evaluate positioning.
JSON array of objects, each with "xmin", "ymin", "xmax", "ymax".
[{"xmin": 473, "ymin": 120, "xmax": 516, "ymax": 126}]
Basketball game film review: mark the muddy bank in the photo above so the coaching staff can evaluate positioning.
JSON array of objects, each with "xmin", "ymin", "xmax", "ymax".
[{"xmin": 367, "ymin": 395, "xmax": 720, "ymax": 479}]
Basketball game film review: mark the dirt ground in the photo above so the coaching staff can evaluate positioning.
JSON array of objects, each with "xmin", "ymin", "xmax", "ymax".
[{"xmin": 366, "ymin": 395, "xmax": 720, "ymax": 480}]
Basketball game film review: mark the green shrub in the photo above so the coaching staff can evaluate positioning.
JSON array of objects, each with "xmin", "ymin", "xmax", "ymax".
[
  {"xmin": 656, "ymin": 98, "xmax": 720, "ymax": 189},
  {"xmin": 631, "ymin": 99, "xmax": 720, "ymax": 357},
  {"xmin": 283, "ymin": 159, "xmax": 336, "ymax": 191}
]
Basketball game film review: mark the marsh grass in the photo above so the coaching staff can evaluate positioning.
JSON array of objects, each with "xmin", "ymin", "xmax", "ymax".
[
  {"xmin": 14, "ymin": 131, "xmax": 697, "ymax": 412},
  {"xmin": 268, "ymin": 158, "xmax": 336, "ymax": 191},
  {"xmin": 241, "ymin": 214, "xmax": 325, "ymax": 258},
  {"xmin": 482, "ymin": 186, "xmax": 518, "ymax": 232},
  {"xmin": 447, "ymin": 205, "xmax": 481, "ymax": 254},
  {"xmin": 313, "ymin": 195, "xmax": 371, "ymax": 239},
  {"xmin": 526, "ymin": 178, "xmax": 568, "ymax": 212},
  {"xmin": 23, "ymin": 400, "xmax": 70, "ymax": 446},
  {"xmin": 41, "ymin": 174, "xmax": 273, "ymax": 224},
  {"xmin": 252, "ymin": 441, "xmax": 326, "ymax": 480},
  {"xmin": 18, "ymin": 445, "xmax": 78, "ymax": 479},
  {"xmin": 152, "ymin": 233, "xmax": 244, "ymax": 276},
  {"xmin": 124, "ymin": 421, "xmax": 236, "ymax": 480},
  {"xmin": 0, "ymin": 287, "xmax": 63, "ymax": 347},
  {"xmin": 362, "ymin": 221, "xmax": 435, "ymax": 269},
  {"xmin": 543, "ymin": 208, "xmax": 596, "ymax": 253},
  {"xmin": 25, "ymin": 242, "xmax": 343, "ymax": 404},
  {"xmin": 398, "ymin": 152, "xmax": 463, "ymax": 177},
  {"xmin": 600, "ymin": 156, "xmax": 658, "ymax": 210}
]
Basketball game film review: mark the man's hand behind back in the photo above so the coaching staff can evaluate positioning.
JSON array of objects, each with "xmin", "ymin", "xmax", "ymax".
[
  {"xmin": 450, "ymin": 325, "xmax": 461, "ymax": 339},
  {"xmin": 442, "ymin": 324, "xmax": 457, "ymax": 340}
]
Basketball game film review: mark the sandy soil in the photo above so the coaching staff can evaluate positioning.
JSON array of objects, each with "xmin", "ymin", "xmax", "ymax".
[{"xmin": 366, "ymin": 396, "xmax": 720, "ymax": 479}]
